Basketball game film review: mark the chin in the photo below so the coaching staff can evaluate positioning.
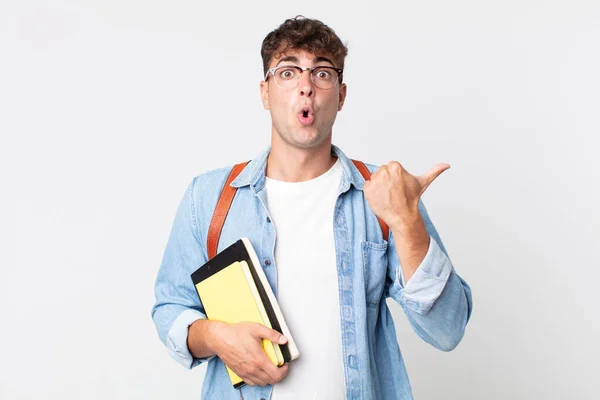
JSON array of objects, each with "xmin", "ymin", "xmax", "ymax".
[
  {"xmin": 291, "ymin": 132, "xmax": 330, "ymax": 149},
  {"xmin": 274, "ymin": 122, "xmax": 331, "ymax": 149}
]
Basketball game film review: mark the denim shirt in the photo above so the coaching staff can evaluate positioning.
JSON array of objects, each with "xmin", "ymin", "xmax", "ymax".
[{"xmin": 151, "ymin": 144, "xmax": 473, "ymax": 400}]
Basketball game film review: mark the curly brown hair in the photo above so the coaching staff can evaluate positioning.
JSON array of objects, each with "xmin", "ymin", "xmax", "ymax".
[{"xmin": 261, "ymin": 16, "xmax": 348, "ymax": 78}]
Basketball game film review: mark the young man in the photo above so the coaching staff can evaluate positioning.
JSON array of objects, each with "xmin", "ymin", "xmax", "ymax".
[{"xmin": 152, "ymin": 16, "xmax": 472, "ymax": 400}]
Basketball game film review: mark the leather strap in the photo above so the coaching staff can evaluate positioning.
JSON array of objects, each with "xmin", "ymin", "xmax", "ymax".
[
  {"xmin": 207, "ymin": 161, "xmax": 249, "ymax": 259},
  {"xmin": 207, "ymin": 159, "xmax": 390, "ymax": 260},
  {"xmin": 351, "ymin": 159, "xmax": 390, "ymax": 242}
]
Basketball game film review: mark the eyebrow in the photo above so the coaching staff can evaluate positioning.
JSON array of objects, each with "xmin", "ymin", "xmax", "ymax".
[{"xmin": 275, "ymin": 55, "xmax": 336, "ymax": 67}]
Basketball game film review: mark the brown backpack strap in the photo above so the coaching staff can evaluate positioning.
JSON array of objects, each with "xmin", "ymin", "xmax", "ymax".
[
  {"xmin": 207, "ymin": 161, "xmax": 249, "ymax": 259},
  {"xmin": 207, "ymin": 159, "xmax": 390, "ymax": 259},
  {"xmin": 351, "ymin": 160, "xmax": 390, "ymax": 242}
]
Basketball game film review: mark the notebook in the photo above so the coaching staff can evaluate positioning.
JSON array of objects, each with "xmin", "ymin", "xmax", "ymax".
[{"xmin": 191, "ymin": 238, "xmax": 300, "ymax": 388}]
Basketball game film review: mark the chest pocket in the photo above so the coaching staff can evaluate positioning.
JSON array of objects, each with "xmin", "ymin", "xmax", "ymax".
[{"xmin": 362, "ymin": 240, "xmax": 389, "ymax": 308}]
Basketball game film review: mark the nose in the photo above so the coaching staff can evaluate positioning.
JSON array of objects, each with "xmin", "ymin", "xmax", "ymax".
[{"xmin": 298, "ymin": 70, "xmax": 314, "ymax": 97}]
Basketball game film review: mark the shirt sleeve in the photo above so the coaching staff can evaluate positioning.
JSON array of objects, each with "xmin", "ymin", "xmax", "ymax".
[
  {"xmin": 395, "ymin": 230, "xmax": 453, "ymax": 306},
  {"xmin": 385, "ymin": 199, "xmax": 473, "ymax": 351},
  {"xmin": 151, "ymin": 177, "xmax": 214, "ymax": 369},
  {"xmin": 166, "ymin": 309, "xmax": 216, "ymax": 369}
]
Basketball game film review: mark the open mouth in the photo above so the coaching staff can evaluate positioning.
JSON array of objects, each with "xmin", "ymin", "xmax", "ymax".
[{"xmin": 298, "ymin": 106, "xmax": 314, "ymax": 125}]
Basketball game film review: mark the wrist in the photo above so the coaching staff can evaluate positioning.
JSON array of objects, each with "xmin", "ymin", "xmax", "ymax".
[
  {"xmin": 202, "ymin": 320, "xmax": 224, "ymax": 354},
  {"xmin": 188, "ymin": 319, "xmax": 224, "ymax": 359},
  {"xmin": 389, "ymin": 211, "xmax": 424, "ymax": 237}
]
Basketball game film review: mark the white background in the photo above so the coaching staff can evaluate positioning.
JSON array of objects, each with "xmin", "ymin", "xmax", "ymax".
[{"xmin": 2, "ymin": 1, "xmax": 599, "ymax": 399}]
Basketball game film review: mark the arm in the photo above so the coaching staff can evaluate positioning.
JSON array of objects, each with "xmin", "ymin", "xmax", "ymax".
[
  {"xmin": 385, "ymin": 200, "xmax": 473, "ymax": 351},
  {"xmin": 150, "ymin": 178, "xmax": 290, "ymax": 386},
  {"xmin": 362, "ymin": 161, "xmax": 473, "ymax": 351},
  {"xmin": 151, "ymin": 178, "xmax": 215, "ymax": 369}
]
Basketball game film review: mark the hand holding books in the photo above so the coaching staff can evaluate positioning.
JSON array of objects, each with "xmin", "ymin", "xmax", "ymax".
[
  {"xmin": 191, "ymin": 238, "xmax": 300, "ymax": 388},
  {"xmin": 207, "ymin": 321, "xmax": 290, "ymax": 387}
]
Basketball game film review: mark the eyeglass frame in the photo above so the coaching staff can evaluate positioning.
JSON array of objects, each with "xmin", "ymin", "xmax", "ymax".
[{"xmin": 264, "ymin": 65, "xmax": 344, "ymax": 90}]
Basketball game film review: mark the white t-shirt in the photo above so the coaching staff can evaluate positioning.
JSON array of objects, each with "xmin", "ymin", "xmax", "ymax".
[{"xmin": 265, "ymin": 157, "xmax": 346, "ymax": 400}]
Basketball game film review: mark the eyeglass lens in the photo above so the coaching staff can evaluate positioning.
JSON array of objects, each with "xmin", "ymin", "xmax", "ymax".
[{"xmin": 274, "ymin": 67, "xmax": 339, "ymax": 89}]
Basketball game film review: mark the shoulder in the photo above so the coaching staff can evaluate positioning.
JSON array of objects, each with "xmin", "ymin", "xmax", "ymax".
[
  {"xmin": 191, "ymin": 164, "xmax": 237, "ymax": 188},
  {"xmin": 179, "ymin": 164, "xmax": 240, "ymax": 208}
]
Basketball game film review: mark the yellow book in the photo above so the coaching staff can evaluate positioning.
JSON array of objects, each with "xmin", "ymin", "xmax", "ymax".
[
  {"xmin": 191, "ymin": 238, "xmax": 300, "ymax": 388},
  {"xmin": 194, "ymin": 260, "xmax": 283, "ymax": 387}
]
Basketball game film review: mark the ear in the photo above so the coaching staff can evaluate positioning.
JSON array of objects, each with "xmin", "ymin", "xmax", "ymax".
[
  {"xmin": 337, "ymin": 83, "xmax": 347, "ymax": 111},
  {"xmin": 260, "ymin": 80, "xmax": 270, "ymax": 110}
]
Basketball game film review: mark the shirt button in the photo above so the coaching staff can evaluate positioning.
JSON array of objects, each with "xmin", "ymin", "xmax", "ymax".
[
  {"xmin": 348, "ymin": 355, "xmax": 358, "ymax": 368},
  {"xmin": 343, "ymin": 306, "xmax": 352, "ymax": 319},
  {"xmin": 265, "ymin": 259, "xmax": 271, "ymax": 266},
  {"xmin": 266, "ymin": 217, "xmax": 271, "ymax": 223}
]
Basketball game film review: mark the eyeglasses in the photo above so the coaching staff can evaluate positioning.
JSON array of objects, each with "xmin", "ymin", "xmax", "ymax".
[{"xmin": 264, "ymin": 65, "xmax": 343, "ymax": 90}]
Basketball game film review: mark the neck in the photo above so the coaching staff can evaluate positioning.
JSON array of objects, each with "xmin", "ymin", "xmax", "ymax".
[{"xmin": 266, "ymin": 136, "xmax": 337, "ymax": 182}]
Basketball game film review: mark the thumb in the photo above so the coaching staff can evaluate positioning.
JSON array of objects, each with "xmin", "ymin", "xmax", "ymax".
[
  {"xmin": 418, "ymin": 163, "xmax": 450, "ymax": 192},
  {"xmin": 255, "ymin": 324, "xmax": 287, "ymax": 345}
]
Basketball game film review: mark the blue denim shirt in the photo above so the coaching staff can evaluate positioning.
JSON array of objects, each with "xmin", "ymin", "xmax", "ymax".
[{"xmin": 152, "ymin": 145, "xmax": 473, "ymax": 400}]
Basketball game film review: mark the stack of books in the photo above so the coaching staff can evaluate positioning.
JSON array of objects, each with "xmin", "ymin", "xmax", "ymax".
[{"xmin": 191, "ymin": 238, "xmax": 300, "ymax": 388}]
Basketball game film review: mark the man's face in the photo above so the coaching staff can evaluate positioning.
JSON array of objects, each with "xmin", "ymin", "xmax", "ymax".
[{"xmin": 260, "ymin": 49, "xmax": 347, "ymax": 150}]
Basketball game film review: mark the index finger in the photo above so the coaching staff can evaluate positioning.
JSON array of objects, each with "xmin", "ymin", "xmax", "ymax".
[{"xmin": 262, "ymin": 360, "xmax": 289, "ymax": 383}]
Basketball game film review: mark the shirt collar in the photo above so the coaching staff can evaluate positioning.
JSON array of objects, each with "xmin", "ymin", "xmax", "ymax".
[{"xmin": 230, "ymin": 144, "xmax": 368, "ymax": 193}]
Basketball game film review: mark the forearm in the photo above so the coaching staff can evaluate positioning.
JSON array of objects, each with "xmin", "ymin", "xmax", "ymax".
[
  {"xmin": 385, "ymin": 200, "xmax": 473, "ymax": 351},
  {"xmin": 387, "ymin": 233, "xmax": 473, "ymax": 350},
  {"xmin": 187, "ymin": 319, "xmax": 224, "ymax": 359},
  {"xmin": 389, "ymin": 212, "xmax": 430, "ymax": 283}
]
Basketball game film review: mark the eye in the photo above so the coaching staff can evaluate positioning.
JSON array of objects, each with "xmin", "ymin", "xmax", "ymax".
[
  {"xmin": 314, "ymin": 68, "xmax": 332, "ymax": 80},
  {"xmin": 278, "ymin": 68, "xmax": 297, "ymax": 80}
]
